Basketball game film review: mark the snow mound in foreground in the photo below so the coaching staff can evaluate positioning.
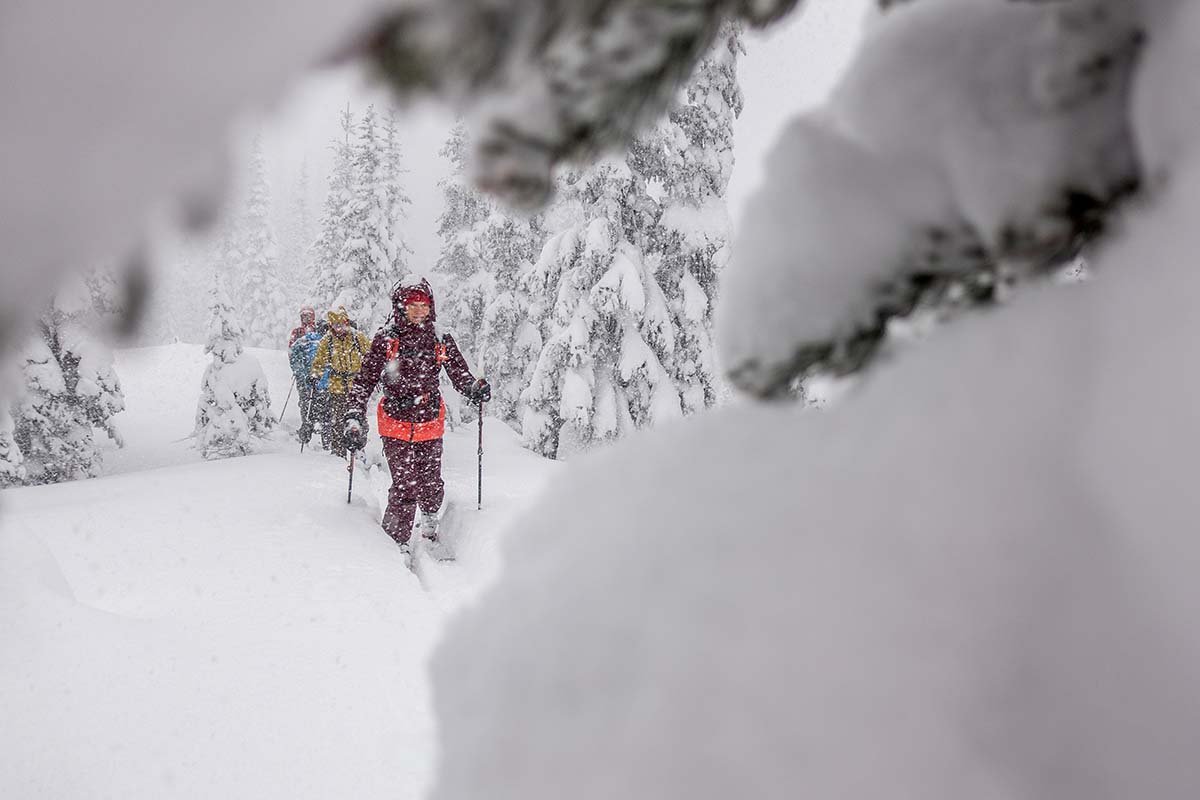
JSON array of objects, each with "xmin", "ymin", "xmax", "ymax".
[
  {"xmin": 428, "ymin": 2, "xmax": 1200, "ymax": 796},
  {"xmin": 430, "ymin": 156, "xmax": 1200, "ymax": 800}
]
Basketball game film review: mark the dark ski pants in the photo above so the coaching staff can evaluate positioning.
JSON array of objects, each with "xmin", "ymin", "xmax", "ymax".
[
  {"xmin": 308, "ymin": 389, "xmax": 329, "ymax": 444},
  {"xmin": 381, "ymin": 436, "xmax": 444, "ymax": 545},
  {"xmin": 296, "ymin": 375, "xmax": 314, "ymax": 426},
  {"xmin": 325, "ymin": 392, "xmax": 350, "ymax": 457}
]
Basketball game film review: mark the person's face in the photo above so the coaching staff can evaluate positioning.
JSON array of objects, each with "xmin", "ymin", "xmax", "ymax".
[
  {"xmin": 405, "ymin": 301, "xmax": 430, "ymax": 325},
  {"xmin": 301, "ymin": 312, "xmax": 314, "ymax": 326},
  {"xmin": 333, "ymin": 322, "xmax": 349, "ymax": 335}
]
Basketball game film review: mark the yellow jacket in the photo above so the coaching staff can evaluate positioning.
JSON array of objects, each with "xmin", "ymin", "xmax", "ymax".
[{"xmin": 311, "ymin": 329, "xmax": 372, "ymax": 395}]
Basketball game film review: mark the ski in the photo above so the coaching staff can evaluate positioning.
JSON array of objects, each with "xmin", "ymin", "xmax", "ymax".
[{"xmin": 421, "ymin": 500, "xmax": 461, "ymax": 562}]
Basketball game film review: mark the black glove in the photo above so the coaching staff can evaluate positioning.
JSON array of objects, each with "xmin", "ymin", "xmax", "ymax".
[
  {"xmin": 470, "ymin": 378, "xmax": 492, "ymax": 404},
  {"xmin": 343, "ymin": 410, "xmax": 368, "ymax": 451}
]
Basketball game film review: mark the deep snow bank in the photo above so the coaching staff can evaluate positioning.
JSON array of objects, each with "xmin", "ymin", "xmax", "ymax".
[
  {"xmin": 432, "ymin": 169, "xmax": 1200, "ymax": 799},
  {"xmin": 428, "ymin": 1, "xmax": 1200, "ymax": 798}
]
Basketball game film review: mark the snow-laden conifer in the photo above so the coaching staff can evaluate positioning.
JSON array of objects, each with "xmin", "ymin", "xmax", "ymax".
[
  {"xmin": 635, "ymin": 21, "xmax": 743, "ymax": 411},
  {"xmin": 475, "ymin": 210, "xmax": 544, "ymax": 426},
  {"xmin": 0, "ymin": 405, "xmax": 24, "ymax": 487},
  {"xmin": 436, "ymin": 122, "xmax": 494, "ymax": 361},
  {"xmin": 522, "ymin": 162, "xmax": 678, "ymax": 458},
  {"xmin": 6, "ymin": 274, "xmax": 125, "ymax": 484},
  {"xmin": 279, "ymin": 158, "xmax": 313, "ymax": 308},
  {"xmin": 325, "ymin": 105, "xmax": 408, "ymax": 331},
  {"xmin": 518, "ymin": 28, "xmax": 742, "ymax": 455},
  {"xmin": 194, "ymin": 275, "xmax": 272, "ymax": 459},
  {"xmin": 309, "ymin": 106, "xmax": 358, "ymax": 313},
  {"xmin": 382, "ymin": 111, "xmax": 413, "ymax": 295},
  {"xmin": 231, "ymin": 138, "xmax": 289, "ymax": 348}
]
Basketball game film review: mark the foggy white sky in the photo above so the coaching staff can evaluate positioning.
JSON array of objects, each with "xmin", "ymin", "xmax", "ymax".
[{"xmin": 251, "ymin": 0, "xmax": 867, "ymax": 281}]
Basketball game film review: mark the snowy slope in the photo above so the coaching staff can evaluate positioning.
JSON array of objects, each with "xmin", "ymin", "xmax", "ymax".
[
  {"xmin": 1, "ymin": 343, "xmax": 557, "ymax": 799},
  {"xmin": 2, "ymin": 453, "xmax": 439, "ymax": 799}
]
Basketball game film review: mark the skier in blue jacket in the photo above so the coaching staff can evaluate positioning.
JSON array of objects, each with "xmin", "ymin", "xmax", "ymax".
[{"xmin": 289, "ymin": 321, "xmax": 329, "ymax": 447}]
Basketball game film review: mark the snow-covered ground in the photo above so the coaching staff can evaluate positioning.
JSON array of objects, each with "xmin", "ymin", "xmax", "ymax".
[
  {"xmin": 101, "ymin": 344, "xmax": 295, "ymax": 475},
  {"xmin": 0, "ymin": 343, "xmax": 557, "ymax": 799}
]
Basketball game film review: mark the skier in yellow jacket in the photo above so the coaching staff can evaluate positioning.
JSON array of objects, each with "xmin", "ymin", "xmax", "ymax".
[{"xmin": 310, "ymin": 307, "xmax": 371, "ymax": 457}]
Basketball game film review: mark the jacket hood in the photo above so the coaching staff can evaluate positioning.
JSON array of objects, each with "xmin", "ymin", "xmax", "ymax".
[{"xmin": 391, "ymin": 275, "xmax": 437, "ymax": 324}]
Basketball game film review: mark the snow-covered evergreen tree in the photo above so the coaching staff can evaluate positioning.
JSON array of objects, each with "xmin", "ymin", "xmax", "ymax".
[
  {"xmin": 6, "ymin": 274, "xmax": 125, "ymax": 484},
  {"xmin": 522, "ymin": 162, "xmax": 677, "ymax": 459},
  {"xmin": 309, "ymin": 106, "xmax": 358, "ymax": 312},
  {"xmin": 634, "ymin": 21, "xmax": 744, "ymax": 411},
  {"xmin": 9, "ymin": 332, "xmax": 80, "ymax": 483},
  {"xmin": 436, "ymin": 121, "xmax": 494, "ymax": 359},
  {"xmin": 0, "ymin": 404, "xmax": 24, "ymax": 487},
  {"xmin": 382, "ymin": 111, "xmax": 413, "ymax": 298},
  {"xmin": 62, "ymin": 278, "xmax": 126, "ymax": 450},
  {"xmin": 279, "ymin": 157, "xmax": 313, "ymax": 304},
  {"xmin": 230, "ymin": 138, "xmax": 290, "ymax": 348},
  {"xmin": 309, "ymin": 106, "xmax": 410, "ymax": 331},
  {"xmin": 324, "ymin": 105, "xmax": 408, "ymax": 331},
  {"xmin": 517, "ymin": 28, "xmax": 742, "ymax": 456},
  {"xmin": 435, "ymin": 121, "xmax": 551, "ymax": 429},
  {"xmin": 475, "ymin": 210, "xmax": 544, "ymax": 427},
  {"xmin": 194, "ymin": 275, "xmax": 273, "ymax": 459}
]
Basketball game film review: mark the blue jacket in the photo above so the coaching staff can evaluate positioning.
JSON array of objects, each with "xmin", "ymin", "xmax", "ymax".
[{"xmin": 290, "ymin": 331, "xmax": 329, "ymax": 391}]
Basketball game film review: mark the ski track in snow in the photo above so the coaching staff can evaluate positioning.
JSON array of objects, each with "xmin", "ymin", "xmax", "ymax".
[{"xmin": 0, "ymin": 342, "xmax": 558, "ymax": 799}]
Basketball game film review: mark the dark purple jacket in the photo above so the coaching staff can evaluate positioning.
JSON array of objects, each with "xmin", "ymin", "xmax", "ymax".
[{"xmin": 349, "ymin": 278, "xmax": 477, "ymax": 424}]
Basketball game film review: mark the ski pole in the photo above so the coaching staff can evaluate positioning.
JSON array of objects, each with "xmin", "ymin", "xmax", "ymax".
[
  {"xmin": 347, "ymin": 450, "xmax": 355, "ymax": 504},
  {"xmin": 279, "ymin": 377, "xmax": 295, "ymax": 423},
  {"xmin": 477, "ymin": 398, "xmax": 484, "ymax": 510}
]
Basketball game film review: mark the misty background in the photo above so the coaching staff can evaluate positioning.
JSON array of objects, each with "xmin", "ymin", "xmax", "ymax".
[{"xmin": 246, "ymin": 0, "xmax": 867, "ymax": 280}]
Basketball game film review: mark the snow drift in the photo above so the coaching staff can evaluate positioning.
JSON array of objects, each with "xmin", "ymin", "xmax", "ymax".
[{"xmin": 429, "ymin": 1, "xmax": 1200, "ymax": 798}]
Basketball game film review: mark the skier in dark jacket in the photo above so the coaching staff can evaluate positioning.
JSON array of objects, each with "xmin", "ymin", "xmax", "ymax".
[
  {"xmin": 344, "ymin": 277, "xmax": 490, "ymax": 549},
  {"xmin": 290, "ymin": 328, "xmax": 328, "ymax": 446}
]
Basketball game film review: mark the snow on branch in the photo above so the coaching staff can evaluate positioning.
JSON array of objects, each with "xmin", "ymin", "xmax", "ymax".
[
  {"xmin": 351, "ymin": 0, "xmax": 804, "ymax": 209},
  {"xmin": 717, "ymin": 0, "xmax": 1145, "ymax": 397}
]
